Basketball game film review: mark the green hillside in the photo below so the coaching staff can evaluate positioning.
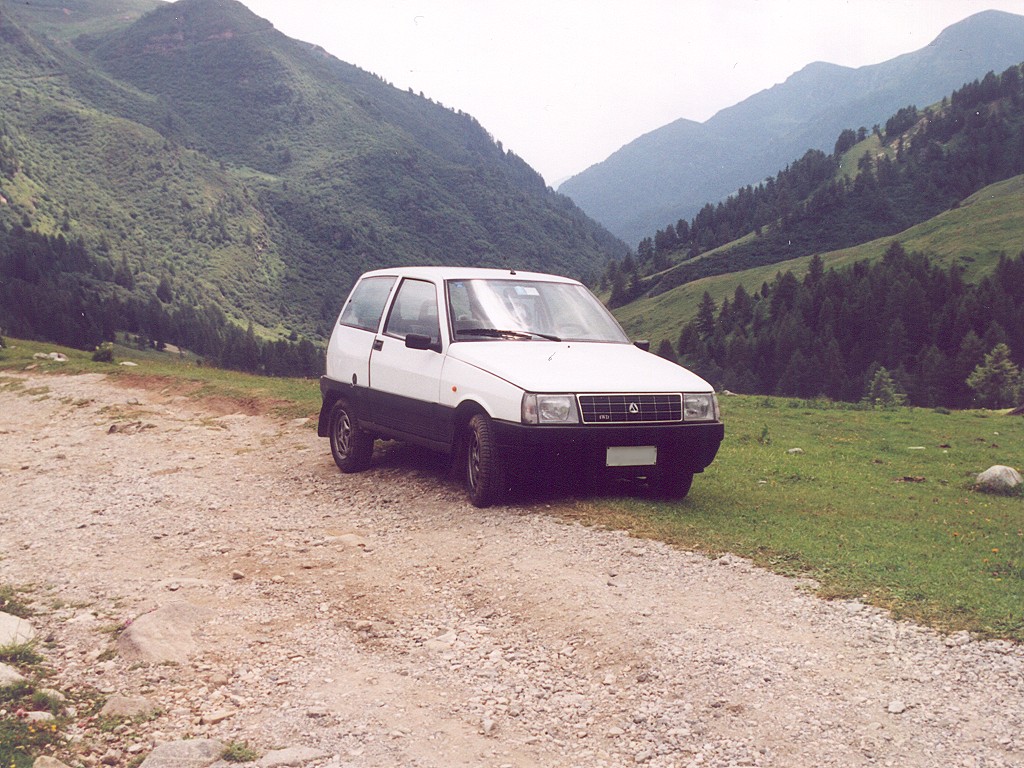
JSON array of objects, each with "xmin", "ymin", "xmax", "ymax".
[
  {"xmin": 5, "ymin": 0, "xmax": 163, "ymax": 39},
  {"xmin": 0, "ymin": 0, "xmax": 625, "ymax": 351},
  {"xmin": 615, "ymin": 173, "xmax": 1024, "ymax": 347}
]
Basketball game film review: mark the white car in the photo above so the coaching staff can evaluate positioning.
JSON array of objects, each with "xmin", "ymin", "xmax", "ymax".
[{"xmin": 318, "ymin": 266, "xmax": 723, "ymax": 507}]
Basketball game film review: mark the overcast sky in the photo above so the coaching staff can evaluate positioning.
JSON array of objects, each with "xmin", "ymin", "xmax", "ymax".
[{"xmin": 236, "ymin": 0, "xmax": 1024, "ymax": 186}]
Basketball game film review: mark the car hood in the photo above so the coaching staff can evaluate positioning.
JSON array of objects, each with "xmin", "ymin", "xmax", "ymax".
[{"xmin": 446, "ymin": 341, "xmax": 714, "ymax": 393}]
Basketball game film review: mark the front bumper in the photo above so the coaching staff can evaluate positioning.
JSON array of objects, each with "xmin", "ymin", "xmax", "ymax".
[{"xmin": 490, "ymin": 420, "xmax": 724, "ymax": 473}]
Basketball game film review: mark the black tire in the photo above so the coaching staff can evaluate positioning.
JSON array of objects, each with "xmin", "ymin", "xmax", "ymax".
[
  {"xmin": 465, "ymin": 413, "xmax": 506, "ymax": 508},
  {"xmin": 329, "ymin": 398, "xmax": 374, "ymax": 473},
  {"xmin": 655, "ymin": 464, "xmax": 694, "ymax": 500}
]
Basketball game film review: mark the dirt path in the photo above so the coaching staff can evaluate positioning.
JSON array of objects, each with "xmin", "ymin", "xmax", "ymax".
[{"xmin": 1, "ymin": 372, "xmax": 1022, "ymax": 768}]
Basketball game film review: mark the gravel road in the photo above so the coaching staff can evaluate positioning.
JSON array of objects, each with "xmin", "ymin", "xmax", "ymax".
[{"xmin": 1, "ymin": 371, "xmax": 1022, "ymax": 768}]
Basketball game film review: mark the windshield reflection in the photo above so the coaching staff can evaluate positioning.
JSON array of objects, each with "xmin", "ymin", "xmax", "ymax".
[{"xmin": 446, "ymin": 279, "xmax": 629, "ymax": 343}]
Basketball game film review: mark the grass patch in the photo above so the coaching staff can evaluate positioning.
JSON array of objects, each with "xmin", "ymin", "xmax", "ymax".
[
  {"xmin": 222, "ymin": 741, "xmax": 260, "ymax": 762},
  {"xmin": 0, "ymin": 585, "xmax": 33, "ymax": 619},
  {"xmin": 0, "ymin": 337, "xmax": 320, "ymax": 421},
  {"xmin": 0, "ymin": 683, "xmax": 64, "ymax": 768},
  {"xmin": 0, "ymin": 643, "xmax": 44, "ymax": 668},
  {"xmin": 0, "ymin": 717, "xmax": 62, "ymax": 768},
  {"xmin": 569, "ymin": 396, "xmax": 1024, "ymax": 640}
]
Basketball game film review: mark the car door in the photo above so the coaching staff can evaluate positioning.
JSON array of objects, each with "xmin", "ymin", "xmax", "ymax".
[
  {"xmin": 326, "ymin": 274, "xmax": 397, "ymax": 388},
  {"xmin": 368, "ymin": 277, "xmax": 445, "ymax": 440}
]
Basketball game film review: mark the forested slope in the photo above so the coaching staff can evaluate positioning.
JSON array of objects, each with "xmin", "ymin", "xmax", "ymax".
[{"xmin": 0, "ymin": 0, "xmax": 625, "ymax": 373}]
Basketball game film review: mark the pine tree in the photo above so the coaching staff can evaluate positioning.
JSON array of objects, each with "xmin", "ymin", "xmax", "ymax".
[
  {"xmin": 864, "ymin": 366, "xmax": 905, "ymax": 408},
  {"xmin": 655, "ymin": 339, "xmax": 677, "ymax": 363},
  {"xmin": 966, "ymin": 343, "xmax": 1022, "ymax": 408},
  {"xmin": 695, "ymin": 292, "xmax": 716, "ymax": 340}
]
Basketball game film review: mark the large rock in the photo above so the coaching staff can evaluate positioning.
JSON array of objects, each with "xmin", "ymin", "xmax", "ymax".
[
  {"xmin": 0, "ymin": 611, "xmax": 35, "ymax": 645},
  {"xmin": 257, "ymin": 747, "xmax": 331, "ymax": 767},
  {"xmin": 975, "ymin": 465, "xmax": 1023, "ymax": 494},
  {"xmin": 100, "ymin": 694, "xmax": 160, "ymax": 718},
  {"xmin": 0, "ymin": 662, "xmax": 28, "ymax": 685},
  {"xmin": 139, "ymin": 739, "xmax": 224, "ymax": 768},
  {"xmin": 33, "ymin": 757, "xmax": 72, "ymax": 768},
  {"xmin": 117, "ymin": 603, "xmax": 211, "ymax": 664}
]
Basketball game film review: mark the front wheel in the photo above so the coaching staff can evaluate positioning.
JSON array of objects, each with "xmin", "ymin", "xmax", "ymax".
[
  {"xmin": 329, "ymin": 398, "xmax": 374, "ymax": 473},
  {"xmin": 655, "ymin": 464, "xmax": 694, "ymax": 500},
  {"xmin": 465, "ymin": 413, "xmax": 506, "ymax": 508}
]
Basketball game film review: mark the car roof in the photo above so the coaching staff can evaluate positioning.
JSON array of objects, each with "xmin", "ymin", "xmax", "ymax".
[{"xmin": 357, "ymin": 266, "xmax": 581, "ymax": 284}]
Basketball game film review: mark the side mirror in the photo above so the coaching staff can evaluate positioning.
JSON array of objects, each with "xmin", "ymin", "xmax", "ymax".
[
  {"xmin": 405, "ymin": 333, "xmax": 441, "ymax": 352},
  {"xmin": 633, "ymin": 340, "xmax": 651, "ymax": 352}
]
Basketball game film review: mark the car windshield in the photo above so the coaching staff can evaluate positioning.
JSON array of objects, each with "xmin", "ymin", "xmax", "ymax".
[{"xmin": 446, "ymin": 278, "xmax": 629, "ymax": 343}]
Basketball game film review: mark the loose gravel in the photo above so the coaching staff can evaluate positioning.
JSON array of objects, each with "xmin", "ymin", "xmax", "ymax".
[{"xmin": 1, "ymin": 371, "xmax": 1022, "ymax": 768}]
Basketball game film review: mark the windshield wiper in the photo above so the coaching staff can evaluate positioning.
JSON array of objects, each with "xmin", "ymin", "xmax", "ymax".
[{"xmin": 457, "ymin": 327, "xmax": 561, "ymax": 342}]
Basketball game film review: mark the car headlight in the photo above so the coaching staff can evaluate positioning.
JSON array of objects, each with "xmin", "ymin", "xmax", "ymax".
[
  {"xmin": 683, "ymin": 392, "xmax": 719, "ymax": 422},
  {"xmin": 522, "ymin": 393, "xmax": 579, "ymax": 424}
]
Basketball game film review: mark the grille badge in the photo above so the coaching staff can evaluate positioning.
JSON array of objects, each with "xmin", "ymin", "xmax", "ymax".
[{"xmin": 577, "ymin": 393, "xmax": 683, "ymax": 424}]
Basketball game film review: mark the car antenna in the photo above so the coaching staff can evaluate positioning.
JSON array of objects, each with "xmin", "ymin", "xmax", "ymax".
[{"xmin": 509, "ymin": 267, "xmax": 517, "ymax": 275}]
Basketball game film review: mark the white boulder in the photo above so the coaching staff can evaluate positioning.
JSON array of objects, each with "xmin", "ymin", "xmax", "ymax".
[{"xmin": 975, "ymin": 465, "xmax": 1023, "ymax": 494}]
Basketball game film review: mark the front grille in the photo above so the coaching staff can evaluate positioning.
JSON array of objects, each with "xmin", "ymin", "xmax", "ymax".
[{"xmin": 577, "ymin": 394, "xmax": 682, "ymax": 424}]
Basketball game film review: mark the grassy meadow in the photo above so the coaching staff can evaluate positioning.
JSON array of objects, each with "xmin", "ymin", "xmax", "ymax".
[
  {"xmin": 1, "ymin": 337, "xmax": 1021, "ymax": 641},
  {"xmin": 577, "ymin": 396, "xmax": 1024, "ymax": 640}
]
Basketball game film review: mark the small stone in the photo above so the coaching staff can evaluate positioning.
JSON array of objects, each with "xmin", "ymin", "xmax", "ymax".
[
  {"xmin": 945, "ymin": 631, "xmax": 971, "ymax": 647},
  {"xmin": 231, "ymin": 570, "xmax": 245, "ymax": 580},
  {"xmin": 887, "ymin": 700, "xmax": 907, "ymax": 714},
  {"xmin": 786, "ymin": 447, "xmax": 804, "ymax": 455},
  {"xmin": 200, "ymin": 710, "xmax": 234, "ymax": 725}
]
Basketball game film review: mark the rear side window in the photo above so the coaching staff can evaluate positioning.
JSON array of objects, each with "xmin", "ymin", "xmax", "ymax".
[{"xmin": 338, "ymin": 276, "xmax": 396, "ymax": 332}]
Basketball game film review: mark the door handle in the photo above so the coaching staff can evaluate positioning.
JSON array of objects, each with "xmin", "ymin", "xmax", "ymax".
[{"xmin": 372, "ymin": 339, "xmax": 383, "ymax": 351}]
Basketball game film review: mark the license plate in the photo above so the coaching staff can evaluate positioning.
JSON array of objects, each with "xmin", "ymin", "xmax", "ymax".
[{"xmin": 606, "ymin": 446, "xmax": 657, "ymax": 467}]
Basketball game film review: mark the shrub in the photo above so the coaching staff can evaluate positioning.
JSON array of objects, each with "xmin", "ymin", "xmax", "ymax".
[
  {"xmin": 92, "ymin": 343, "xmax": 114, "ymax": 363},
  {"xmin": 222, "ymin": 742, "xmax": 259, "ymax": 763}
]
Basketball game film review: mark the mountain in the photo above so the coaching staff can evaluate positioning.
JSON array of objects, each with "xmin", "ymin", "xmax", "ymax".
[
  {"xmin": 600, "ymin": 65, "xmax": 1024, "ymax": 408},
  {"xmin": 559, "ymin": 9, "xmax": 1024, "ymax": 246},
  {"xmin": 0, "ymin": 0, "xmax": 626, "ymax": 349}
]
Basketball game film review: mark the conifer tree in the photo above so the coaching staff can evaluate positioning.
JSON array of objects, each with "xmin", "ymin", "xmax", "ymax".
[{"xmin": 966, "ymin": 343, "xmax": 1022, "ymax": 408}]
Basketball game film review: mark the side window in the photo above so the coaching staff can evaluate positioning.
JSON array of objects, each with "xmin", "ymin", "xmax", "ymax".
[
  {"xmin": 384, "ymin": 279, "xmax": 439, "ymax": 344},
  {"xmin": 338, "ymin": 276, "xmax": 396, "ymax": 332}
]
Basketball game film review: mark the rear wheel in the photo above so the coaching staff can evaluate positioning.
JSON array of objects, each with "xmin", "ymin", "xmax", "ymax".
[
  {"xmin": 465, "ymin": 413, "xmax": 505, "ymax": 508},
  {"xmin": 329, "ymin": 398, "xmax": 373, "ymax": 473}
]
